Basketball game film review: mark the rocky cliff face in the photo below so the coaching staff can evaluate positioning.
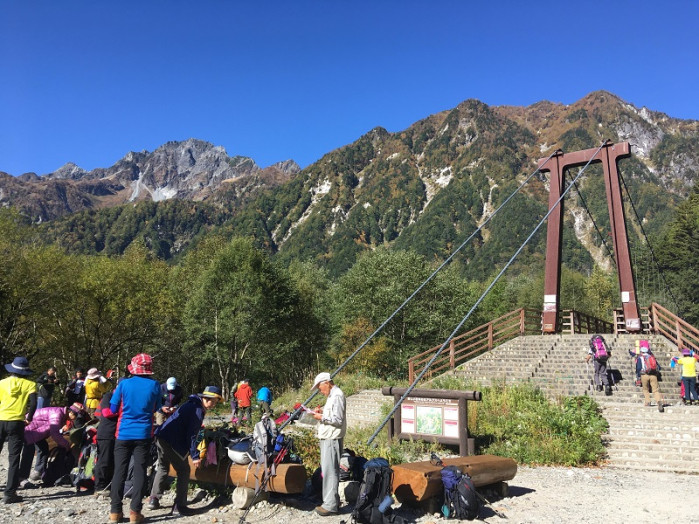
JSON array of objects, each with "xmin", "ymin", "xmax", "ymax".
[{"xmin": 1, "ymin": 138, "xmax": 299, "ymax": 222}]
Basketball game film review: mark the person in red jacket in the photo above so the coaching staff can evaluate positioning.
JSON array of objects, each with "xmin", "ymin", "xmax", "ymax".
[{"xmin": 233, "ymin": 379, "xmax": 253, "ymax": 422}]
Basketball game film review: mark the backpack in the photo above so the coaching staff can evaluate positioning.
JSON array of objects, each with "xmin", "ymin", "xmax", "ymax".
[
  {"xmin": 590, "ymin": 335, "xmax": 609, "ymax": 362},
  {"xmin": 351, "ymin": 458, "xmax": 407, "ymax": 524},
  {"xmin": 340, "ymin": 448, "xmax": 368, "ymax": 482},
  {"xmin": 252, "ymin": 414, "xmax": 278, "ymax": 463},
  {"xmin": 441, "ymin": 465, "xmax": 481, "ymax": 520},
  {"xmin": 641, "ymin": 353, "xmax": 659, "ymax": 375}
]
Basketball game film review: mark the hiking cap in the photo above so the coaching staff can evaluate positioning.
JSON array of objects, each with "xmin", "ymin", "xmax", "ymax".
[
  {"xmin": 5, "ymin": 356, "xmax": 33, "ymax": 376},
  {"xmin": 127, "ymin": 353, "xmax": 153, "ymax": 375},
  {"xmin": 312, "ymin": 372, "xmax": 331, "ymax": 390},
  {"xmin": 166, "ymin": 377, "xmax": 177, "ymax": 390},
  {"xmin": 682, "ymin": 348, "xmax": 691, "ymax": 356},
  {"xmin": 200, "ymin": 385, "xmax": 223, "ymax": 401},
  {"xmin": 68, "ymin": 402, "xmax": 86, "ymax": 415},
  {"xmin": 86, "ymin": 368, "xmax": 101, "ymax": 380}
]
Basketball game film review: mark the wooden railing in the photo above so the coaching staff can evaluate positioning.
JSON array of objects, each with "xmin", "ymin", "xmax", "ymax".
[
  {"xmin": 559, "ymin": 310, "xmax": 614, "ymax": 334},
  {"xmin": 648, "ymin": 302, "xmax": 699, "ymax": 354},
  {"xmin": 407, "ymin": 308, "xmax": 541, "ymax": 383}
]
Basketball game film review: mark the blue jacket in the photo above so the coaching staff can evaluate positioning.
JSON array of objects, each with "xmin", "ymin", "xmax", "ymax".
[
  {"xmin": 256, "ymin": 387, "xmax": 272, "ymax": 404},
  {"xmin": 155, "ymin": 394, "xmax": 205, "ymax": 460},
  {"xmin": 110, "ymin": 376, "xmax": 162, "ymax": 440}
]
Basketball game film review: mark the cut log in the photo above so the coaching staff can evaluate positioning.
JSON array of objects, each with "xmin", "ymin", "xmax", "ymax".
[
  {"xmin": 169, "ymin": 458, "xmax": 307, "ymax": 494},
  {"xmin": 231, "ymin": 486, "xmax": 268, "ymax": 509},
  {"xmin": 392, "ymin": 454, "xmax": 517, "ymax": 503}
]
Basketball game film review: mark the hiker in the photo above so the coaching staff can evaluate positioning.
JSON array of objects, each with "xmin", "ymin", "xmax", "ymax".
[
  {"xmin": 234, "ymin": 378, "xmax": 253, "ymax": 422},
  {"xmin": 36, "ymin": 366, "xmax": 60, "ymax": 409},
  {"xmin": 676, "ymin": 348, "xmax": 699, "ymax": 405},
  {"xmin": 638, "ymin": 345, "xmax": 664, "ymax": 412},
  {"xmin": 64, "ymin": 368, "xmax": 86, "ymax": 406},
  {"xmin": 0, "ymin": 356, "xmax": 38, "ymax": 503},
  {"xmin": 147, "ymin": 385, "xmax": 223, "ymax": 516},
  {"xmin": 84, "ymin": 368, "xmax": 112, "ymax": 415},
  {"xmin": 93, "ymin": 390, "xmax": 117, "ymax": 494},
  {"xmin": 628, "ymin": 339, "xmax": 652, "ymax": 387},
  {"xmin": 585, "ymin": 335, "xmax": 612, "ymax": 396},
  {"xmin": 229, "ymin": 381, "xmax": 239, "ymax": 423},
  {"xmin": 155, "ymin": 376, "xmax": 183, "ymax": 426},
  {"xmin": 311, "ymin": 372, "xmax": 346, "ymax": 517},
  {"xmin": 108, "ymin": 354, "xmax": 162, "ymax": 524},
  {"xmin": 257, "ymin": 385, "xmax": 273, "ymax": 415},
  {"xmin": 20, "ymin": 402, "xmax": 86, "ymax": 485}
]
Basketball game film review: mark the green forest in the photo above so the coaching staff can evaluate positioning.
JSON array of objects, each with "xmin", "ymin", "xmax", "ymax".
[{"xmin": 2, "ymin": 181, "xmax": 696, "ymax": 397}]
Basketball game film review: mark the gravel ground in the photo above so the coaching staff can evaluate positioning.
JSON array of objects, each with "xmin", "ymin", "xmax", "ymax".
[{"xmin": 1, "ymin": 454, "xmax": 697, "ymax": 524}]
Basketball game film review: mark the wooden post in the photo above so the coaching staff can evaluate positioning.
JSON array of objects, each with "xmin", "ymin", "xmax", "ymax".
[
  {"xmin": 519, "ymin": 308, "xmax": 525, "ymax": 335},
  {"xmin": 449, "ymin": 340, "xmax": 455, "ymax": 370},
  {"xmin": 487, "ymin": 322, "xmax": 493, "ymax": 350},
  {"xmin": 408, "ymin": 360, "xmax": 415, "ymax": 384}
]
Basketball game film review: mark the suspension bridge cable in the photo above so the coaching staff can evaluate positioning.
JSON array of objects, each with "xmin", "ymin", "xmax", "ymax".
[
  {"xmin": 569, "ymin": 176, "xmax": 616, "ymax": 267},
  {"xmin": 367, "ymin": 141, "xmax": 608, "ymax": 445},
  {"xmin": 618, "ymin": 170, "xmax": 682, "ymax": 314},
  {"xmin": 278, "ymin": 150, "xmax": 560, "ymax": 431}
]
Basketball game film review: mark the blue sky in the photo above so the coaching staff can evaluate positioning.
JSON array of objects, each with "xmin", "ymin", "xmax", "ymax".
[{"xmin": 1, "ymin": 1, "xmax": 697, "ymax": 176}]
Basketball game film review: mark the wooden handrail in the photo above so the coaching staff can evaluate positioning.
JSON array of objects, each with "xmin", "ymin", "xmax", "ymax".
[
  {"xmin": 407, "ymin": 308, "xmax": 541, "ymax": 383},
  {"xmin": 648, "ymin": 302, "xmax": 699, "ymax": 353},
  {"xmin": 406, "ymin": 307, "xmax": 614, "ymax": 383}
]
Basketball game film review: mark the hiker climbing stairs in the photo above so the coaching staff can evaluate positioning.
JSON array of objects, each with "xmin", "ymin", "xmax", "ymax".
[{"xmin": 446, "ymin": 333, "xmax": 699, "ymax": 474}]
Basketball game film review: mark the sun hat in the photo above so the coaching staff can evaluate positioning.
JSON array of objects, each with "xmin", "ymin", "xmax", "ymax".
[
  {"xmin": 166, "ymin": 377, "xmax": 177, "ymax": 390},
  {"xmin": 86, "ymin": 367, "xmax": 101, "ymax": 380},
  {"xmin": 5, "ymin": 356, "xmax": 33, "ymax": 376},
  {"xmin": 200, "ymin": 385, "xmax": 223, "ymax": 401},
  {"xmin": 311, "ymin": 372, "xmax": 331, "ymax": 390},
  {"xmin": 68, "ymin": 402, "xmax": 86, "ymax": 415},
  {"xmin": 682, "ymin": 348, "xmax": 691, "ymax": 356},
  {"xmin": 127, "ymin": 353, "xmax": 153, "ymax": 375}
]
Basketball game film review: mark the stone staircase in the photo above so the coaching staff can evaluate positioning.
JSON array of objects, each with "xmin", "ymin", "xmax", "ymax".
[
  {"xmin": 449, "ymin": 333, "xmax": 699, "ymax": 474},
  {"xmin": 345, "ymin": 389, "xmax": 391, "ymax": 428}
]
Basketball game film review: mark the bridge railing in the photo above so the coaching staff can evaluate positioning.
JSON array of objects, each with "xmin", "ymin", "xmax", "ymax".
[
  {"xmin": 559, "ymin": 310, "xmax": 614, "ymax": 334},
  {"xmin": 407, "ymin": 308, "xmax": 541, "ymax": 383},
  {"xmin": 648, "ymin": 302, "xmax": 699, "ymax": 354}
]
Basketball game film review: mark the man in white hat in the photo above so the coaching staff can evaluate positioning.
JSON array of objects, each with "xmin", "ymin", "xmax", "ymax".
[{"xmin": 310, "ymin": 372, "xmax": 346, "ymax": 516}]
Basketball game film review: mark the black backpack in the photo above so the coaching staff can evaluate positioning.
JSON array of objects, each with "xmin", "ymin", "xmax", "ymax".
[
  {"xmin": 351, "ymin": 458, "xmax": 407, "ymax": 524},
  {"xmin": 441, "ymin": 465, "xmax": 481, "ymax": 520}
]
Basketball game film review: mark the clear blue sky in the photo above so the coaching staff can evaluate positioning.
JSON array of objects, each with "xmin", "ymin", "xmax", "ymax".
[{"xmin": 1, "ymin": 1, "xmax": 697, "ymax": 176}]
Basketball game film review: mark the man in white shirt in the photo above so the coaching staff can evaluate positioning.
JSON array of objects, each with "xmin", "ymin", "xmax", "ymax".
[{"xmin": 311, "ymin": 372, "xmax": 346, "ymax": 516}]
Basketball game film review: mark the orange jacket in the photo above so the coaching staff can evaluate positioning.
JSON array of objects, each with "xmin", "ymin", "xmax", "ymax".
[{"xmin": 234, "ymin": 383, "xmax": 253, "ymax": 407}]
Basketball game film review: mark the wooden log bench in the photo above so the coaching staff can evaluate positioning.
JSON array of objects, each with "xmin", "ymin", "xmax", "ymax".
[
  {"xmin": 392, "ymin": 454, "xmax": 517, "ymax": 504},
  {"xmin": 169, "ymin": 458, "xmax": 307, "ymax": 494}
]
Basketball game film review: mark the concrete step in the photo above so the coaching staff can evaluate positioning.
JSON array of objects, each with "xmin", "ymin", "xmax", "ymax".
[{"xmin": 345, "ymin": 389, "xmax": 390, "ymax": 428}]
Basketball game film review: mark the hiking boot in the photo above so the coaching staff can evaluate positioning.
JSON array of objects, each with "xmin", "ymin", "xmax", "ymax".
[
  {"xmin": 146, "ymin": 497, "xmax": 160, "ymax": 510},
  {"xmin": 596, "ymin": 385, "xmax": 603, "ymax": 392},
  {"xmin": 18, "ymin": 479, "xmax": 35, "ymax": 489},
  {"xmin": 658, "ymin": 402, "xmax": 665, "ymax": 413},
  {"xmin": 171, "ymin": 504, "xmax": 195, "ymax": 517},
  {"xmin": 108, "ymin": 513, "xmax": 123, "ymax": 523},
  {"xmin": 314, "ymin": 506, "xmax": 338, "ymax": 516},
  {"xmin": 29, "ymin": 470, "xmax": 42, "ymax": 482},
  {"xmin": 129, "ymin": 510, "xmax": 145, "ymax": 523},
  {"xmin": 605, "ymin": 386, "xmax": 612, "ymax": 396},
  {"xmin": 2, "ymin": 493, "xmax": 22, "ymax": 504}
]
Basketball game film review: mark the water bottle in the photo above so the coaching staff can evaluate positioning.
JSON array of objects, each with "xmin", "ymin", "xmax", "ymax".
[
  {"xmin": 378, "ymin": 494, "xmax": 393, "ymax": 514},
  {"xmin": 274, "ymin": 434, "xmax": 284, "ymax": 452}
]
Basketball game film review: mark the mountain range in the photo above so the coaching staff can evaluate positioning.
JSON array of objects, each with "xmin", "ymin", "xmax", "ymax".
[{"xmin": 2, "ymin": 90, "xmax": 697, "ymax": 277}]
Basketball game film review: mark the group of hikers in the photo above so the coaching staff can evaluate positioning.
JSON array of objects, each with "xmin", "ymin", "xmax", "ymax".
[
  {"xmin": 0, "ymin": 353, "xmax": 350, "ymax": 523},
  {"xmin": 585, "ymin": 335, "xmax": 699, "ymax": 410}
]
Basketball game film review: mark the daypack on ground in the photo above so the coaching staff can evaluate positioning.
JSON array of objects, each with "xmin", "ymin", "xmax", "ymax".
[
  {"xmin": 351, "ymin": 457, "xmax": 407, "ymax": 524},
  {"xmin": 340, "ymin": 448, "xmax": 368, "ymax": 482},
  {"xmin": 440, "ymin": 465, "xmax": 481, "ymax": 520},
  {"xmin": 590, "ymin": 335, "xmax": 610, "ymax": 362}
]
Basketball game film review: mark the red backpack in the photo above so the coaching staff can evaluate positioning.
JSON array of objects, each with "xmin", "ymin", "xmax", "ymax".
[{"xmin": 641, "ymin": 353, "xmax": 658, "ymax": 374}]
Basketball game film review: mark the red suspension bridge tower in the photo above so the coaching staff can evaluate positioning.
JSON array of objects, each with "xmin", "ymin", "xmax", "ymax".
[{"xmin": 539, "ymin": 141, "xmax": 642, "ymax": 333}]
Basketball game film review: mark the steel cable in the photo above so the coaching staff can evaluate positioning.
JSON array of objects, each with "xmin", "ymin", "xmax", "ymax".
[
  {"xmin": 278, "ymin": 150, "xmax": 559, "ymax": 430},
  {"xmin": 367, "ymin": 141, "xmax": 608, "ymax": 445}
]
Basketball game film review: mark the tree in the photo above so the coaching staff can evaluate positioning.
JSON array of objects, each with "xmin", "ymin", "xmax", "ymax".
[{"xmin": 183, "ymin": 238, "xmax": 323, "ymax": 397}]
